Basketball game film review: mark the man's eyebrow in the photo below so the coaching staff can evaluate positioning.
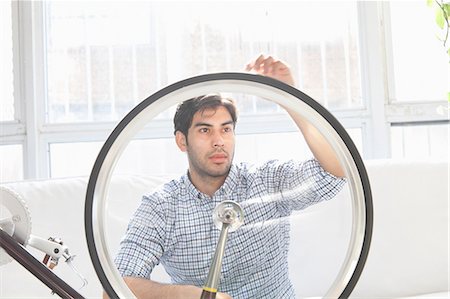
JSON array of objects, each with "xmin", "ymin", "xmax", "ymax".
[
  {"xmin": 193, "ymin": 120, "xmax": 234, "ymax": 127},
  {"xmin": 221, "ymin": 120, "xmax": 234, "ymax": 126},
  {"xmin": 193, "ymin": 122, "xmax": 213, "ymax": 128}
]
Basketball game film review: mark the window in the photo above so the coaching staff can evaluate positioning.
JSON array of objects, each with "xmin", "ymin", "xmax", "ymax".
[
  {"xmin": 40, "ymin": 1, "xmax": 366, "ymax": 178},
  {"xmin": 1, "ymin": 1, "xmax": 448, "ymax": 181}
]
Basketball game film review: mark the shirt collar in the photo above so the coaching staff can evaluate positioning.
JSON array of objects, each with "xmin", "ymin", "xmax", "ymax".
[
  {"xmin": 218, "ymin": 164, "xmax": 240, "ymax": 198},
  {"xmin": 181, "ymin": 164, "xmax": 240, "ymax": 201}
]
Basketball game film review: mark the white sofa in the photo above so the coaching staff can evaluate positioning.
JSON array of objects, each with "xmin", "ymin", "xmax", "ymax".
[{"xmin": 0, "ymin": 159, "xmax": 448, "ymax": 298}]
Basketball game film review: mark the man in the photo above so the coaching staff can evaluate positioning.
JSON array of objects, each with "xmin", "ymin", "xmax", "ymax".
[{"xmin": 113, "ymin": 55, "xmax": 346, "ymax": 299}]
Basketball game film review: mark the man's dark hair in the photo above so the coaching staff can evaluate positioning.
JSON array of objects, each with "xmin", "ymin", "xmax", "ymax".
[{"xmin": 173, "ymin": 94, "xmax": 238, "ymax": 137}]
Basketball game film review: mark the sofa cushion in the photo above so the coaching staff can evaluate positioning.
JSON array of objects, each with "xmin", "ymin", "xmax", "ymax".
[
  {"xmin": 350, "ymin": 160, "xmax": 449, "ymax": 298},
  {"xmin": 400, "ymin": 292, "xmax": 450, "ymax": 298}
]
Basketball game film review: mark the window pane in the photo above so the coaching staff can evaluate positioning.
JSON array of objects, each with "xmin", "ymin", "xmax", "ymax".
[
  {"xmin": 115, "ymin": 138, "xmax": 186, "ymax": 176},
  {"xmin": 50, "ymin": 139, "xmax": 185, "ymax": 178},
  {"xmin": 389, "ymin": 2, "xmax": 448, "ymax": 102},
  {"xmin": 0, "ymin": 0, "xmax": 14, "ymax": 121},
  {"xmin": 45, "ymin": 2, "xmax": 158, "ymax": 123},
  {"xmin": 0, "ymin": 144, "xmax": 23, "ymax": 182},
  {"xmin": 235, "ymin": 132, "xmax": 312, "ymax": 164},
  {"xmin": 44, "ymin": 1, "xmax": 362, "ymax": 123},
  {"xmin": 391, "ymin": 123, "xmax": 449, "ymax": 159},
  {"xmin": 49, "ymin": 141, "xmax": 103, "ymax": 178},
  {"xmin": 236, "ymin": 129, "xmax": 364, "ymax": 163},
  {"xmin": 346, "ymin": 128, "xmax": 363, "ymax": 156}
]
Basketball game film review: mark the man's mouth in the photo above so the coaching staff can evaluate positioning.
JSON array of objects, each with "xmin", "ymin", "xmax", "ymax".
[{"xmin": 209, "ymin": 153, "xmax": 228, "ymax": 163}]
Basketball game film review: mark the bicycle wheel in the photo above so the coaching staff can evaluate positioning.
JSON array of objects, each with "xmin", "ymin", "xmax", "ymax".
[{"xmin": 85, "ymin": 73, "xmax": 373, "ymax": 298}]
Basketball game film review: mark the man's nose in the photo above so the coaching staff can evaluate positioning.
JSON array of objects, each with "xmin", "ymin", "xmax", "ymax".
[{"xmin": 213, "ymin": 132, "xmax": 225, "ymax": 148}]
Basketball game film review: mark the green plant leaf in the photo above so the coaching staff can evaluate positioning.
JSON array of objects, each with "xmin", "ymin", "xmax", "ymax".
[
  {"xmin": 436, "ymin": 7, "xmax": 445, "ymax": 29},
  {"xmin": 444, "ymin": 3, "xmax": 450, "ymax": 16}
]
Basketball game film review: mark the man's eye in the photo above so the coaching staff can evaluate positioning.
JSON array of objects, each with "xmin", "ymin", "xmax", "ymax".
[{"xmin": 200, "ymin": 128, "xmax": 209, "ymax": 133}]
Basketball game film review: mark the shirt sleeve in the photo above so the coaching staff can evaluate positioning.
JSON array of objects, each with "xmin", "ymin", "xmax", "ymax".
[
  {"xmin": 114, "ymin": 191, "xmax": 171, "ymax": 279},
  {"xmin": 259, "ymin": 158, "xmax": 346, "ymax": 215}
]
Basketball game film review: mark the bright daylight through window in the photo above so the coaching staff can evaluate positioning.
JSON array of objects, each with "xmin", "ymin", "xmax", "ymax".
[{"xmin": 44, "ymin": 1, "xmax": 362, "ymax": 124}]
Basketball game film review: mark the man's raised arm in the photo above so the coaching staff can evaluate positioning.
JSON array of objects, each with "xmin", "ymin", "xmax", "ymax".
[{"xmin": 246, "ymin": 54, "xmax": 345, "ymax": 178}]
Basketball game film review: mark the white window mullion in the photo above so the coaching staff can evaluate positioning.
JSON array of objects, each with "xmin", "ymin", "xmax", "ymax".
[
  {"xmin": 426, "ymin": 126, "xmax": 432, "ymax": 157},
  {"xmin": 319, "ymin": 40, "xmax": 329, "ymax": 107},
  {"xmin": 200, "ymin": 22, "xmax": 207, "ymax": 72},
  {"xmin": 6, "ymin": 0, "xmax": 27, "ymax": 182},
  {"xmin": 380, "ymin": 2, "xmax": 397, "ymax": 104},
  {"xmin": 18, "ymin": 1, "xmax": 50, "ymax": 179},
  {"xmin": 225, "ymin": 33, "xmax": 231, "ymax": 70},
  {"xmin": 295, "ymin": 41, "xmax": 304, "ymax": 91},
  {"xmin": 131, "ymin": 44, "xmax": 138, "ymax": 105},
  {"xmin": 153, "ymin": 5, "xmax": 164, "ymax": 89},
  {"xmin": 64, "ymin": 47, "xmax": 70, "ymax": 119},
  {"xmin": 82, "ymin": 8, "xmax": 93, "ymax": 121},
  {"xmin": 343, "ymin": 27, "xmax": 353, "ymax": 107},
  {"xmin": 11, "ymin": 1, "xmax": 22, "ymax": 123},
  {"xmin": 108, "ymin": 44, "xmax": 116, "ymax": 118},
  {"xmin": 357, "ymin": 1, "xmax": 391, "ymax": 159}
]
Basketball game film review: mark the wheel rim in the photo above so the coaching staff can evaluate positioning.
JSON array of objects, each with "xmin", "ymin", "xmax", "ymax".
[{"xmin": 85, "ymin": 72, "xmax": 373, "ymax": 299}]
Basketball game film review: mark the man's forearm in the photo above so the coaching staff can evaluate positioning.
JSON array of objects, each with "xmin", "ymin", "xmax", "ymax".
[
  {"xmin": 287, "ymin": 110, "xmax": 345, "ymax": 178},
  {"xmin": 102, "ymin": 277, "xmax": 202, "ymax": 299},
  {"xmin": 126, "ymin": 277, "xmax": 203, "ymax": 299}
]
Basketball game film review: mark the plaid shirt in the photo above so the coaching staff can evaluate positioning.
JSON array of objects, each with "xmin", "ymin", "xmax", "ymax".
[{"xmin": 115, "ymin": 158, "xmax": 346, "ymax": 298}]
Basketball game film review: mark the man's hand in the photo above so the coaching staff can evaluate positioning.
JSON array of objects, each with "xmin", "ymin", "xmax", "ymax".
[
  {"xmin": 245, "ymin": 54, "xmax": 295, "ymax": 86},
  {"xmin": 216, "ymin": 292, "xmax": 233, "ymax": 299}
]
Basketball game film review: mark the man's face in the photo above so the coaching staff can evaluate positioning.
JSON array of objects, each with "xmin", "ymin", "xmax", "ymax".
[{"xmin": 176, "ymin": 106, "xmax": 235, "ymax": 180}]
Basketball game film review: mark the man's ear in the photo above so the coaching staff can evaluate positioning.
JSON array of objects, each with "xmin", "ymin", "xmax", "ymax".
[{"xmin": 175, "ymin": 131, "xmax": 188, "ymax": 152}]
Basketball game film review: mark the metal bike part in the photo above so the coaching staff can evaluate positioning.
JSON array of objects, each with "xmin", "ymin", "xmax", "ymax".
[
  {"xmin": 212, "ymin": 200, "xmax": 244, "ymax": 232},
  {"xmin": 29, "ymin": 235, "xmax": 89, "ymax": 288},
  {"xmin": 0, "ymin": 229, "xmax": 85, "ymax": 299},
  {"xmin": 201, "ymin": 200, "xmax": 244, "ymax": 299},
  {"xmin": 0, "ymin": 186, "xmax": 87, "ymax": 296},
  {"xmin": 0, "ymin": 186, "xmax": 32, "ymax": 265}
]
